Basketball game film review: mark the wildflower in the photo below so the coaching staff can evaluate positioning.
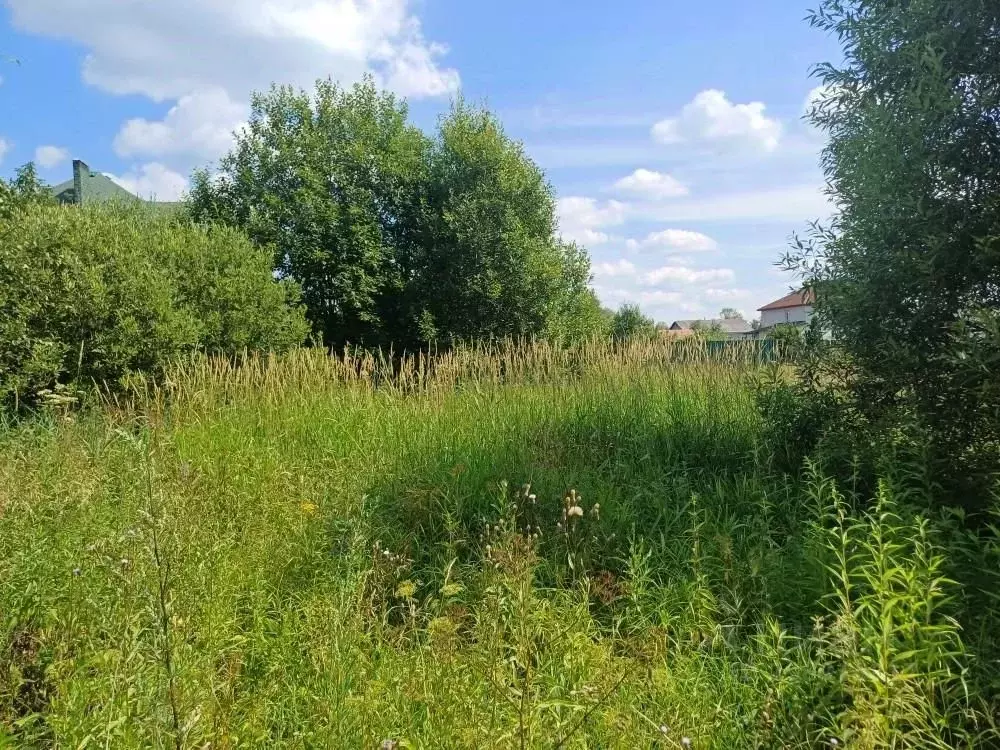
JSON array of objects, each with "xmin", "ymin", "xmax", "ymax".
[
  {"xmin": 300, "ymin": 501, "xmax": 318, "ymax": 516},
  {"xmin": 120, "ymin": 558, "xmax": 130, "ymax": 568},
  {"xmin": 828, "ymin": 740, "xmax": 839, "ymax": 748},
  {"xmin": 72, "ymin": 567, "xmax": 81, "ymax": 577},
  {"xmin": 681, "ymin": 737, "xmax": 692, "ymax": 748},
  {"xmin": 567, "ymin": 505, "xmax": 584, "ymax": 518},
  {"xmin": 590, "ymin": 503, "xmax": 600, "ymax": 519},
  {"xmin": 659, "ymin": 724, "xmax": 669, "ymax": 735},
  {"xmin": 381, "ymin": 741, "xmax": 399, "ymax": 750},
  {"xmin": 441, "ymin": 582, "xmax": 464, "ymax": 598},
  {"xmin": 528, "ymin": 494, "xmax": 536, "ymax": 504},
  {"xmin": 395, "ymin": 580, "xmax": 417, "ymax": 600}
]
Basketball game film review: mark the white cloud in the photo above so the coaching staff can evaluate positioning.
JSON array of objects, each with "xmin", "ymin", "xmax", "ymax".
[
  {"xmin": 108, "ymin": 163, "xmax": 189, "ymax": 202},
  {"xmin": 634, "ymin": 290, "xmax": 685, "ymax": 306},
  {"xmin": 0, "ymin": 137, "xmax": 10, "ymax": 166},
  {"xmin": 612, "ymin": 168, "xmax": 688, "ymax": 199},
  {"xmin": 556, "ymin": 196, "xmax": 628, "ymax": 246},
  {"xmin": 592, "ymin": 259, "xmax": 637, "ymax": 278},
  {"xmin": 625, "ymin": 229, "xmax": 718, "ymax": 253},
  {"xmin": 703, "ymin": 287, "xmax": 751, "ymax": 301},
  {"xmin": 382, "ymin": 38, "xmax": 460, "ymax": 98},
  {"xmin": 114, "ymin": 88, "xmax": 248, "ymax": 161},
  {"xmin": 652, "ymin": 89, "xmax": 782, "ymax": 152},
  {"xmin": 7, "ymin": 0, "xmax": 459, "ymax": 103},
  {"xmin": 642, "ymin": 266, "xmax": 733, "ymax": 285},
  {"xmin": 640, "ymin": 184, "xmax": 832, "ymax": 224},
  {"xmin": 34, "ymin": 145, "xmax": 70, "ymax": 169},
  {"xmin": 9, "ymin": 0, "xmax": 460, "ymax": 171},
  {"xmin": 592, "ymin": 255, "xmax": 734, "ymax": 287},
  {"xmin": 804, "ymin": 85, "xmax": 830, "ymax": 116}
]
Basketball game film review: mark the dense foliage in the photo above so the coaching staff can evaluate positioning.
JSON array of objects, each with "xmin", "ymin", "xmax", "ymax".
[
  {"xmin": 190, "ymin": 78, "xmax": 601, "ymax": 349},
  {"xmin": 0, "ymin": 198, "xmax": 308, "ymax": 409},
  {"xmin": 787, "ymin": 0, "xmax": 1000, "ymax": 497},
  {"xmin": 609, "ymin": 303, "xmax": 657, "ymax": 341}
]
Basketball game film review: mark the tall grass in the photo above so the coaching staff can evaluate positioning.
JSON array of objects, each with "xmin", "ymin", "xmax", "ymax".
[{"xmin": 1, "ymin": 340, "xmax": 995, "ymax": 747}]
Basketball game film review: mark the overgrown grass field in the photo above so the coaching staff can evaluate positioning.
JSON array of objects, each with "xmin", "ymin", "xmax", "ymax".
[{"xmin": 1, "ymin": 341, "xmax": 997, "ymax": 748}]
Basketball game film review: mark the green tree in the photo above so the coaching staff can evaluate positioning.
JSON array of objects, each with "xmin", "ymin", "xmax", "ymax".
[
  {"xmin": 411, "ymin": 103, "xmax": 592, "ymax": 344},
  {"xmin": 610, "ymin": 304, "xmax": 657, "ymax": 341},
  {"xmin": 189, "ymin": 77, "xmax": 428, "ymax": 348},
  {"xmin": 691, "ymin": 319, "xmax": 728, "ymax": 341},
  {"xmin": 0, "ymin": 163, "xmax": 53, "ymax": 218},
  {"xmin": 787, "ymin": 0, "xmax": 1000, "ymax": 495},
  {"xmin": 719, "ymin": 307, "xmax": 742, "ymax": 320},
  {"xmin": 1, "ymin": 202, "xmax": 308, "ymax": 409},
  {"xmin": 192, "ymin": 82, "xmax": 597, "ymax": 349}
]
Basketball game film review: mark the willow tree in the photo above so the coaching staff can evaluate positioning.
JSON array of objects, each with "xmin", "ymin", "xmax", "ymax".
[{"xmin": 788, "ymin": 0, "xmax": 1000, "ymax": 495}]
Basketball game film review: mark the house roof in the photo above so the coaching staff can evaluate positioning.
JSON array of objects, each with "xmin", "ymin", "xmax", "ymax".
[
  {"xmin": 758, "ymin": 288, "xmax": 815, "ymax": 311},
  {"xmin": 50, "ymin": 160, "xmax": 182, "ymax": 208},
  {"xmin": 670, "ymin": 318, "xmax": 753, "ymax": 334}
]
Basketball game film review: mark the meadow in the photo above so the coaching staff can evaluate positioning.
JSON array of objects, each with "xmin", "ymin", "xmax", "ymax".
[{"xmin": 1, "ymin": 339, "xmax": 997, "ymax": 748}]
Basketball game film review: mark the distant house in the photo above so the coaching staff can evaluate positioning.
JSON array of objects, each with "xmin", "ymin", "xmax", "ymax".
[
  {"xmin": 757, "ymin": 289, "xmax": 815, "ymax": 332},
  {"xmin": 50, "ymin": 160, "xmax": 181, "ymax": 212},
  {"xmin": 668, "ymin": 317, "xmax": 754, "ymax": 340}
]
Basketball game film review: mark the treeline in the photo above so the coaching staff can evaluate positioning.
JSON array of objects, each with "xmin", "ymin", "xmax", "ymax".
[
  {"xmin": 2, "ymin": 82, "xmax": 654, "ymax": 410},
  {"xmin": 189, "ymin": 81, "xmax": 607, "ymax": 350}
]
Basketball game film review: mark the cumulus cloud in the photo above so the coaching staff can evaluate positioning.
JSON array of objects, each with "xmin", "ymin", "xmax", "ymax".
[
  {"xmin": 7, "ymin": 0, "xmax": 459, "ymax": 103},
  {"xmin": 652, "ymin": 89, "xmax": 782, "ymax": 152},
  {"xmin": 612, "ymin": 168, "xmax": 688, "ymax": 199},
  {"xmin": 641, "ymin": 184, "xmax": 832, "ymax": 224},
  {"xmin": 34, "ymin": 145, "xmax": 70, "ymax": 168},
  {"xmin": 108, "ymin": 163, "xmax": 189, "ymax": 202},
  {"xmin": 8, "ymin": 0, "xmax": 460, "ymax": 166},
  {"xmin": 592, "ymin": 255, "xmax": 733, "ymax": 287},
  {"xmin": 592, "ymin": 259, "xmax": 637, "ymax": 278},
  {"xmin": 625, "ymin": 229, "xmax": 717, "ymax": 253},
  {"xmin": 642, "ymin": 266, "xmax": 733, "ymax": 285},
  {"xmin": 703, "ymin": 287, "xmax": 751, "ymax": 301},
  {"xmin": 114, "ymin": 88, "xmax": 248, "ymax": 161},
  {"xmin": 556, "ymin": 196, "xmax": 628, "ymax": 246}
]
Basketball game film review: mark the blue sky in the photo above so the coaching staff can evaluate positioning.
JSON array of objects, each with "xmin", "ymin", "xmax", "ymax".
[{"xmin": 0, "ymin": 0, "xmax": 841, "ymax": 323}]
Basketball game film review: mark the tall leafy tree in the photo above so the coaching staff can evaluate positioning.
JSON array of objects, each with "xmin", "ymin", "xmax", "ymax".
[
  {"xmin": 411, "ymin": 102, "xmax": 594, "ymax": 343},
  {"xmin": 189, "ymin": 77, "xmax": 428, "ymax": 348},
  {"xmin": 788, "ymin": 0, "xmax": 1000, "ymax": 492},
  {"xmin": 0, "ymin": 163, "xmax": 53, "ymax": 218},
  {"xmin": 192, "ymin": 83, "xmax": 602, "ymax": 348}
]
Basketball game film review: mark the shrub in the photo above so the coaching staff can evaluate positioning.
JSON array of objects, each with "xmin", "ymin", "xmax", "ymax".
[{"xmin": 0, "ymin": 202, "xmax": 308, "ymax": 409}]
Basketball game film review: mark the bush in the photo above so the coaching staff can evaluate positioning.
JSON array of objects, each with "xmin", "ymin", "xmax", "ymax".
[{"xmin": 0, "ymin": 202, "xmax": 309, "ymax": 409}]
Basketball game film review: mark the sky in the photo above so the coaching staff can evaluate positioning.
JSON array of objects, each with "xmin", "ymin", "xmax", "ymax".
[{"xmin": 0, "ymin": 0, "xmax": 842, "ymax": 324}]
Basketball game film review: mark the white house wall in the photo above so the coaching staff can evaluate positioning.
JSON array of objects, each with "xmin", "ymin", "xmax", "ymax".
[{"xmin": 760, "ymin": 305, "xmax": 813, "ymax": 329}]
